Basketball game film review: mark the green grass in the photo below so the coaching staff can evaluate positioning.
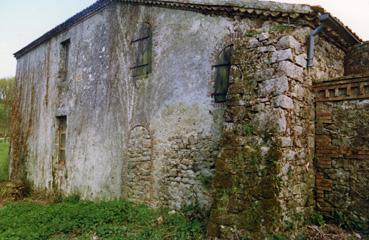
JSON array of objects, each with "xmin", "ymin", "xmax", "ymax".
[
  {"xmin": 0, "ymin": 200, "xmax": 205, "ymax": 240},
  {"xmin": 0, "ymin": 140, "xmax": 9, "ymax": 182}
]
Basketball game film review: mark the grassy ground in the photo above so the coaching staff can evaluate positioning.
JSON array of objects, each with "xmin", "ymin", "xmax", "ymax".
[
  {"xmin": 0, "ymin": 198, "xmax": 205, "ymax": 240},
  {"xmin": 0, "ymin": 140, "xmax": 9, "ymax": 182}
]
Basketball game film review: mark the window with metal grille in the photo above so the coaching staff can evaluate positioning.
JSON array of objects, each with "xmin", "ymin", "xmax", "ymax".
[
  {"xmin": 56, "ymin": 116, "xmax": 67, "ymax": 165},
  {"xmin": 131, "ymin": 23, "xmax": 152, "ymax": 78},
  {"xmin": 212, "ymin": 45, "xmax": 233, "ymax": 103},
  {"xmin": 59, "ymin": 39, "xmax": 71, "ymax": 82}
]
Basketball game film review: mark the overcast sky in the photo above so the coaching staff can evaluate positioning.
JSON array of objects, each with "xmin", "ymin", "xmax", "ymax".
[{"xmin": 0, "ymin": 0, "xmax": 368, "ymax": 78}]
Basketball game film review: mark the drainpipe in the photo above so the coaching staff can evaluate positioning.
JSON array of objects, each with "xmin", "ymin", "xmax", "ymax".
[{"xmin": 307, "ymin": 14, "xmax": 330, "ymax": 67}]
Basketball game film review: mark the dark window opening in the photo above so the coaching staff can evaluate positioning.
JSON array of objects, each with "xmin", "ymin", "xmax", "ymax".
[
  {"xmin": 56, "ymin": 116, "xmax": 67, "ymax": 165},
  {"xmin": 131, "ymin": 23, "xmax": 152, "ymax": 78},
  {"xmin": 213, "ymin": 45, "xmax": 233, "ymax": 103},
  {"xmin": 59, "ymin": 39, "xmax": 71, "ymax": 81}
]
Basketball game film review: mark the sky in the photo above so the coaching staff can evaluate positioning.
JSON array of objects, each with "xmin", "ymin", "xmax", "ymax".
[
  {"xmin": 0, "ymin": 0, "xmax": 368, "ymax": 78},
  {"xmin": 0, "ymin": 0, "xmax": 96, "ymax": 78}
]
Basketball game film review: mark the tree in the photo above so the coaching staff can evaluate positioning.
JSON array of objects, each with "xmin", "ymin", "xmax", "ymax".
[{"xmin": 0, "ymin": 77, "xmax": 15, "ymax": 138}]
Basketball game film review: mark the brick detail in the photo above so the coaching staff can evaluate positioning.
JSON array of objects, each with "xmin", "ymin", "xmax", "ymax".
[
  {"xmin": 314, "ymin": 87, "xmax": 369, "ymax": 220},
  {"xmin": 314, "ymin": 76, "xmax": 369, "ymax": 102}
]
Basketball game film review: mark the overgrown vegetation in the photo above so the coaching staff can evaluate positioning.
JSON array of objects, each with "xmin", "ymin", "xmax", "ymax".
[
  {"xmin": 0, "ymin": 199, "xmax": 205, "ymax": 240},
  {"xmin": 332, "ymin": 210, "xmax": 368, "ymax": 233},
  {"xmin": 244, "ymin": 29, "xmax": 259, "ymax": 37},
  {"xmin": 309, "ymin": 212, "xmax": 325, "ymax": 227},
  {"xmin": 270, "ymin": 24, "xmax": 295, "ymax": 33},
  {"xmin": 0, "ymin": 140, "xmax": 9, "ymax": 182},
  {"xmin": 0, "ymin": 77, "xmax": 15, "ymax": 138},
  {"xmin": 299, "ymin": 212, "xmax": 367, "ymax": 239}
]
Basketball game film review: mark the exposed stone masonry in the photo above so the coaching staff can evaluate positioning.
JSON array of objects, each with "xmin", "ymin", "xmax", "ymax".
[
  {"xmin": 161, "ymin": 133, "xmax": 219, "ymax": 210},
  {"xmin": 345, "ymin": 42, "xmax": 369, "ymax": 76},
  {"xmin": 208, "ymin": 26, "xmax": 317, "ymax": 239},
  {"xmin": 315, "ymin": 90, "xmax": 369, "ymax": 228},
  {"xmin": 125, "ymin": 126, "xmax": 153, "ymax": 203}
]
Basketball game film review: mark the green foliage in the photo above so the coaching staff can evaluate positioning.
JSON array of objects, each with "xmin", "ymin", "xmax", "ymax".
[
  {"xmin": 308, "ymin": 212, "xmax": 325, "ymax": 226},
  {"xmin": 0, "ymin": 77, "xmax": 15, "ymax": 138},
  {"xmin": 181, "ymin": 203, "xmax": 209, "ymax": 223},
  {"xmin": 244, "ymin": 30, "xmax": 259, "ymax": 37},
  {"xmin": 268, "ymin": 234, "xmax": 288, "ymax": 240},
  {"xmin": 62, "ymin": 194, "xmax": 81, "ymax": 203},
  {"xmin": 243, "ymin": 123, "xmax": 254, "ymax": 136},
  {"xmin": 284, "ymin": 220, "xmax": 294, "ymax": 231},
  {"xmin": 0, "ymin": 140, "xmax": 9, "ymax": 182},
  {"xmin": 333, "ymin": 210, "xmax": 367, "ymax": 232},
  {"xmin": 296, "ymin": 233, "xmax": 306, "ymax": 240},
  {"xmin": 270, "ymin": 24, "xmax": 295, "ymax": 33},
  {"xmin": 0, "ymin": 200, "xmax": 204, "ymax": 240},
  {"xmin": 198, "ymin": 174, "xmax": 213, "ymax": 189}
]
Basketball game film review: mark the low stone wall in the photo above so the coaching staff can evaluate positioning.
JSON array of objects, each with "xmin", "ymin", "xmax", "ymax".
[{"xmin": 314, "ymin": 77, "xmax": 369, "ymax": 228}]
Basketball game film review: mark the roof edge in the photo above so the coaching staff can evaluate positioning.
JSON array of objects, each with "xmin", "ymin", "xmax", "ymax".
[
  {"xmin": 14, "ymin": 0, "xmax": 114, "ymax": 59},
  {"xmin": 14, "ymin": 0, "xmax": 363, "ymax": 59}
]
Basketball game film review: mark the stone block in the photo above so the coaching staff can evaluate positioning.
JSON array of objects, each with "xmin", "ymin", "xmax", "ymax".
[
  {"xmin": 279, "ymin": 137, "xmax": 292, "ymax": 147},
  {"xmin": 273, "ymin": 95, "xmax": 294, "ymax": 109},
  {"xmin": 278, "ymin": 61, "xmax": 303, "ymax": 81},
  {"xmin": 258, "ymin": 76, "xmax": 289, "ymax": 97},
  {"xmin": 257, "ymin": 32, "xmax": 270, "ymax": 41},
  {"xmin": 295, "ymin": 54, "xmax": 307, "ymax": 67},
  {"xmin": 285, "ymin": 150, "xmax": 297, "ymax": 161},
  {"xmin": 255, "ymin": 68, "xmax": 275, "ymax": 82},
  {"xmin": 277, "ymin": 35, "xmax": 301, "ymax": 50},
  {"xmin": 291, "ymin": 84, "xmax": 305, "ymax": 100},
  {"xmin": 270, "ymin": 49, "xmax": 293, "ymax": 63},
  {"xmin": 248, "ymin": 37, "xmax": 261, "ymax": 48},
  {"xmin": 273, "ymin": 108, "xmax": 287, "ymax": 133},
  {"xmin": 257, "ymin": 46, "xmax": 276, "ymax": 53},
  {"xmin": 294, "ymin": 126, "xmax": 303, "ymax": 136}
]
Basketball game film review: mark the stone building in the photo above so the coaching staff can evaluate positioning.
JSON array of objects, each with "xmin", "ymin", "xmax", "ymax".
[{"xmin": 10, "ymin": 0, "xmax": 369, "ymax": 238}]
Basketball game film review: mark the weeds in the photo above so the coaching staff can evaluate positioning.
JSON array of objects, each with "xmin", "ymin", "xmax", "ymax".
[
  {"xmin": 0, "ymin": 141, "xmax": 9, "ymax": 182},
  {"xmin": 0, "ymin": 200, "xmax": 204, "ymax": 240},
  {"xmin": 309, "ymin": 212, "xmax": 325, "ymax": 227}
]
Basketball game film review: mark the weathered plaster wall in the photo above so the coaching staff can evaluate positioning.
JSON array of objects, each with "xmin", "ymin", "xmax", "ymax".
[
  {"xmin": 12, "ymin": 2, "xmax": 237, "ymax": 208},
  {"xmin": 11, "ymin": 6, "xmax": 115, "ymax": 199},
  {"xmin": 108, "ymin": 3, "xmax": 238, "ymax": 208}
]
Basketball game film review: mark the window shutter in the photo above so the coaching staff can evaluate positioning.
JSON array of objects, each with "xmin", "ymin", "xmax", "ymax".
[
  {"xmin": 59, "ymin": 39, "xmax": 71, "ymax": 82},
  {"xmin": 213, "ymin": 45, "xmax": 233, "ymax": 103},
  {"xmin": 131, "ymin": 23, "xmax": 152, "ymax": 78}
]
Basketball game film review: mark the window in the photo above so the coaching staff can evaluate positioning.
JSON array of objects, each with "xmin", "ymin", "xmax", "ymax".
[
  {"xmin": 131, "ymin": 23, "xmax": 152, "ymax": 78},
  {"xmin": 59, "ymin": 39, "xmax": 71, "ymax": 81},
  {"xmin": 212, "ymin": 45, "xmax": 233, "ymax": 103},
  {"xmin": 56, "ymin": 116, "xmax": 67, "ymax": 165}
]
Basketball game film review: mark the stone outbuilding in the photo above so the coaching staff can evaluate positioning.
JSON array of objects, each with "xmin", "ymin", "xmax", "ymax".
[{"xmin": 10, "ymin": 0, "xmax": 369, "ymax": 238}]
